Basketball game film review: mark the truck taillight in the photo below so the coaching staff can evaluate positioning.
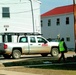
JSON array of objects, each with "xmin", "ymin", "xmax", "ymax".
[{"xmin": 4, "ymin": 44, "xmax": 7, "ymax": 49}]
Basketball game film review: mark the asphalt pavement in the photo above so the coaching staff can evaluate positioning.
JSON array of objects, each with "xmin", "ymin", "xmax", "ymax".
[{"xmin": 0, "ymin": 51, "xmax": 76, "ymax": 75}]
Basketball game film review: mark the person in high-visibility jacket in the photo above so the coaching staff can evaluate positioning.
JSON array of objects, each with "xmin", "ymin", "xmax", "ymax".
[{"xmin": 58, "ymin": 38, "xmax": 67, "ymax": 62}]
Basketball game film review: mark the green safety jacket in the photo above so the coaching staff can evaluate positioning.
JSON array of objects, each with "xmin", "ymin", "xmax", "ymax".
[{"xmin": 59, "ymin": 41, "xmax": 65, "ymax": 52}]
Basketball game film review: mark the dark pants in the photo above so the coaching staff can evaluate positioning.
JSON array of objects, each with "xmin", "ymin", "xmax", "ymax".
[{"xmin": 58, "ymin": 52, "xmax": 65, "ymax": 62}]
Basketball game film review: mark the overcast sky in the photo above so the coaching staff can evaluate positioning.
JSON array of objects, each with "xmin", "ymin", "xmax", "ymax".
[{"xmin": 40, "ymin": 0, "xmax": 73, "ymax": 14}]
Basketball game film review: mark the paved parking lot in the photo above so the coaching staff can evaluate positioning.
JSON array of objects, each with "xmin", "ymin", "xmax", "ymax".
[
  {"xmin": 0, "ymin": 51, "xmax": 76, "ymax": 64},
  {"xmin": 0, "ymin": 51, "xmax": 76, "ymax": 75}
]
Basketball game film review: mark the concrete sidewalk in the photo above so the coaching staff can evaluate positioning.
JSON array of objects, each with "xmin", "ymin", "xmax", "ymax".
[{"xmin": 0, "ymin": 70, "xmax": 42, "ymax": 75}]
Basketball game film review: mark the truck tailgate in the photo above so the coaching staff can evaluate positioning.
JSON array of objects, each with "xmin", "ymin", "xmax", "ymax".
[{"xmin": 0, "ymin": 43, "xmax": 5, "ymax": 54}]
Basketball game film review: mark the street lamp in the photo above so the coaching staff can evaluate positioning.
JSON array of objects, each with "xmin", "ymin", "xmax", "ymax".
[{"xmin": 29, "ymin": 0, "xmax": 35, "ymax": 33}]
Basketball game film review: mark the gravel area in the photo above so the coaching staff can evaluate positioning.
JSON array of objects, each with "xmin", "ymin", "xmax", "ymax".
[{"xmin": 0, "ymin": 66, "xmax": 76, "ymax": 75}]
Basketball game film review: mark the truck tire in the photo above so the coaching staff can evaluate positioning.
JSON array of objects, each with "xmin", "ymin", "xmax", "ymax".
[
  {"xmin": 3, "ymin": 54, "xmax": 11, "ymax": 59},
  {"xmin": 51, "ymin": 48, "xmax": 59, "ymax": 57},
  {"xmin": 12, "ymin": 50, "xmax": 21, "ymax": 59}
]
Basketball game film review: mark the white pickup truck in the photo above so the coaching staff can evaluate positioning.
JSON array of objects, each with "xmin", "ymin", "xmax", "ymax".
[{"xmin": 1, "ymin": 34, "xmax": 59, "ymax": 59}]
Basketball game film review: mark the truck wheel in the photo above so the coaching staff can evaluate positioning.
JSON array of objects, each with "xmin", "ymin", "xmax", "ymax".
[
  {"xmin": 3, "ymin": 54, "xmax": 11, "ymax": 59},
  {"xmin": 12, "ymin": 50, "xmax": 21, "ymax": 59},
  {"xmin": 51, "ymin": 48, "xmax": 59, "ymax": 57},
  {"xmin": 41, "ymin": 53, "xmax": 48, "ymax": 57}
]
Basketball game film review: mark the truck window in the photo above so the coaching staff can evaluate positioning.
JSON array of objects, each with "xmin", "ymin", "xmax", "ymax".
[
  {"xmin": 37, "ymin": 37, "xmax": 47, "ymax": 43},
  {"xmin": 30, "ymin": 37, "xmax": 36, "ymax": 43},
  {"xmin": 7, "ymin": 35, "xmax": 12, "ymax": 42},
  {"xmin": 19, "ymin": 37, "xmax": 28, "ymax": 43}
]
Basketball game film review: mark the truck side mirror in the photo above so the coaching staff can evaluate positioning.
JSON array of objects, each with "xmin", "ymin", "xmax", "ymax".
[{"xmin": 44, "ymin": 41, "xmax": 47, "ymax": 44}]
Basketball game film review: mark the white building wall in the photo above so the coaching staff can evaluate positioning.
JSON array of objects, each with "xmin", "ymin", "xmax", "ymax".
[
  {"xmin": 41, "ymin": 13, "xmax": 75, "ymax": 49},
  {"xmin": 0, "ymin": 0, "xmax": 41, "ymax": 33},
  {"xmin": 75, "ymin": 0, "xmax": 76, "ymax": 4}
]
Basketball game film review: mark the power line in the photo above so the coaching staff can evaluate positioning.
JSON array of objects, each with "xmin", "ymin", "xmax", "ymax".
[
  {"xmin": 0, "ymin": 0, "xmax": 40, "ymax": 5},
  {"xmin": 0, "ymin": 2, "xmax": 30, "ymax": 5},
  {"xmin": 0, "ymin": 8, "xmax": 39, "ymax": 14}
]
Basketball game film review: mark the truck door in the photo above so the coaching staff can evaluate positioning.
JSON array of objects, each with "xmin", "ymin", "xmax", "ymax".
[
  {"xmin": 29, "ymin": 36, "xmax": 50, "ymax": 54},
  {"xmin": 29, "ymin": 36, "xmax": 38, "ymax": 53},
  {"xmin": 36, "ymin": 37, "xmax": 50, "ymax": 53},
  {"xmin": 19, "ymin": 37, "xmax": 29, "ymax": 53}
]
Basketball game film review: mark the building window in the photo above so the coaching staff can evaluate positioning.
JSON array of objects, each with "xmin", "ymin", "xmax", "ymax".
[
  {"xmin": 66, "ymin": 17, "xmax": 69, "ymax": 24},
  {"xmin": 2, "ymin": 35, "xmax": 5, "ymax": 42},
  {"xmin": 41, "ymin": 20, "xmax": 43, "ymax": 27},
  {"xmin": 7, "ymin": 35, "xmax": 12, "ymax": 42},
  {"xmin": 66, "ymin": 37, "xmax": 70, "ymax": 42},
  {"xmin": 56, "ymin": 18, "xmax": 60, "ymax": 25},
  {"xmin": 2, "ymin": 35, "xmax": 12, "ymax": 42},
  {"xmin": 2, "ymin": 7, "xmax": 10, "ymax": 18},
  {"xmin": 48, "ymin": 19, "xmax": 51, "ymax": 26}
]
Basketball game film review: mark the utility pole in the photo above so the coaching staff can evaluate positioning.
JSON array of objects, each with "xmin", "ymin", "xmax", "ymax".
[
  {"xmin": 73, "ymin": 0, "xmax": 75, "ymax": 24},
  {"xmin": 29, "ymin": 0, "xmax": 35, "ymax": 33},
  {"xmin": 73, "ymin": 0, "xmax": 76, "ymax": 51}
]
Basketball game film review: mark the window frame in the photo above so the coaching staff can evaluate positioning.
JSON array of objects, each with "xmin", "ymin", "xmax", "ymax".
[
  {"xmin": 41, "ymin": 20, "xmax": 43, "ymax": 27},
  {"xmin": 66, "ymin": 17, "xmax": 69, "ymax": 25},
  {"xmin": 2, "ymin": 7, "xmax": 10, "ymax": 18},
  {"xmin": 66, "ymin": 37, "xmax": 70, "ymax": 42},
  {"xmin": 48, "ymin": 19, "xmax": 51, "ymax": 26},
  {"xmin": 7, "ymin": 35, "xmax": 12, "ymax": 42},
  {"xmin": 56, "ymin": 18, "xmax": 60, "ymax": 25},
  {"xmin": 2, "ymin": 35, "xmax": 12, "ymax": 42}
]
